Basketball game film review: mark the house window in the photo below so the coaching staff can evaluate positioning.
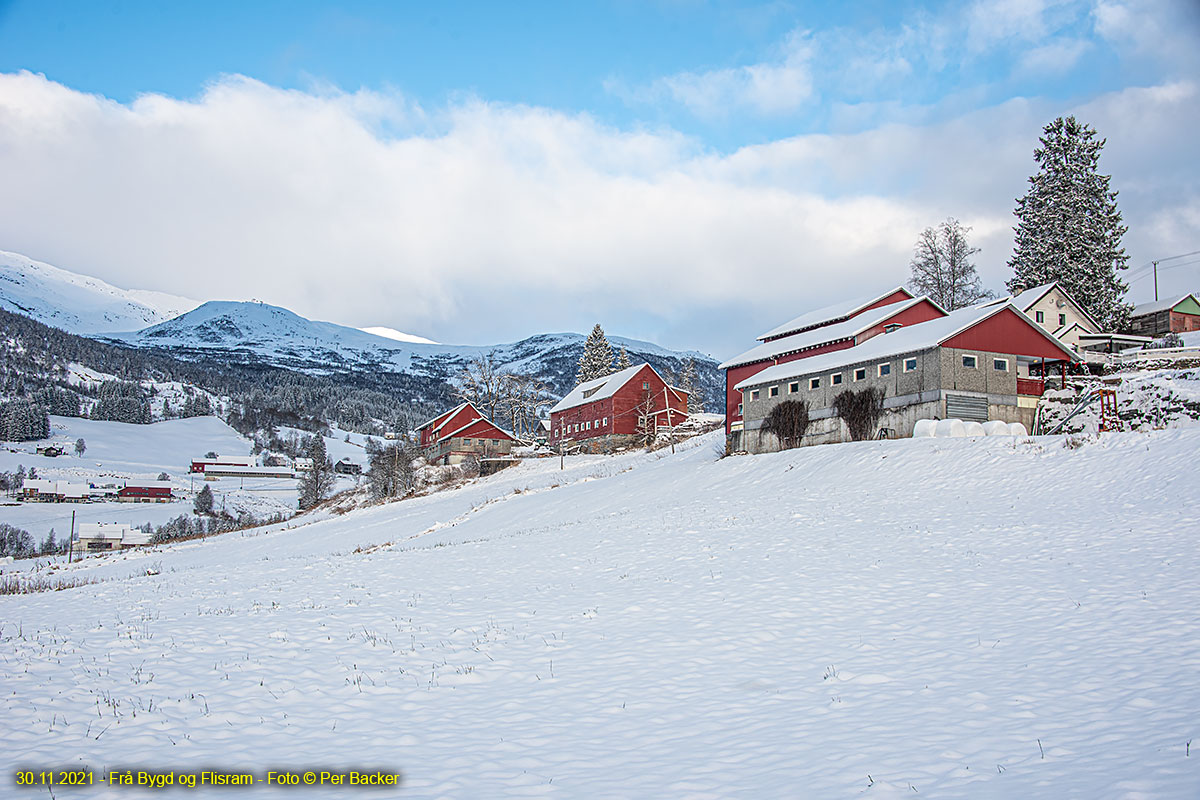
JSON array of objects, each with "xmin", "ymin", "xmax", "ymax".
[
  {"xmin": 993, "ymin": 358, "xmax": 1008, "ymax": 371},
  {"xmin": 642, "ymin": 381, "xmax": 649, "ymax": 390},
  {"xmin": 789, "ymin": 382, "xmax": 799, "ymax": 393},
  {"xmin": 962, "ymin": 355, "xmax": 978, "ymax": 368},
  {"xmin": 878, "ymin": 363, "xmax": 891, "ymax": 377},
  {"xmin": 904, "ymin": 358, "xmax": 918, "ymax": 372},
  {"xmin": 1059, "ymin": 313, "xmax": 1067, "ymax": 327},
  {"xmin": 853, "ymin": 368, "xmax": 866, "ymax": 381},
  {"xmin": 809, "ymin": 377, "xmax": 820, "ymax": 390},
  {"xmin": 1035, "ymin": 311, "xmax": 1044, "ymax": 323},
  {"xmin": 750, "ymin": 389, "xmax": 760, "ymax": 401},
  {"xmin": 831, "ymin": 373, "xmax": 843, "ymax": 385},
  {"xmin": 736, "ymin": 402, "xmax": 743, "ymax": 416},
  {"xmin": 769, "ymin": 386, "xmax": 779, "ymax": 398},
  {"xmin": 463, "ymin": 438, "xmax": 472, "ymax": 445}
]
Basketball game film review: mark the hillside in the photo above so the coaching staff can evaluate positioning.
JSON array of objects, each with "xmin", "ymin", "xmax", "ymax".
[
  {"xmin": 0, "ymin": 250, "xmax": 196, "ymax": 334},
  {"xmin": 3, "ymin": 430, "xmax": 1198, "ymax": 797}
]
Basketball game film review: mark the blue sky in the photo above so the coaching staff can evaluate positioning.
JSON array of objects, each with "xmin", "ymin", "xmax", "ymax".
[{"xmin": 0, "ymin": 0, "xmax": 1197, "ymax": 354}]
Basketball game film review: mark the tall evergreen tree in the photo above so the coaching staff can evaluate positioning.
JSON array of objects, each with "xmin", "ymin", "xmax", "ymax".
[
  {"xmin": 575, "ymin": 324, "xmax": 615, "ymax": 385},
  {"xmin": 615, "ymin": 346, "xmax": 632, "ymax": 371},
  {"xmin": 1007, "ymin": 116, "xmax": 1131, "ymax": 329},
  {"xmin": 908, "ymin": 218, "xmax": 992, "ymax": 310}
]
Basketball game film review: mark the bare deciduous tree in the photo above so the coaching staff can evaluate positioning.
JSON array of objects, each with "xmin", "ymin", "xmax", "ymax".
[
  {"xmin": 909, "ymin": 218, "xmax": 992, "ymax": 310},
  {"xmin": 454, "ymin": 355, "xmax": 507, "ymax": 422}
]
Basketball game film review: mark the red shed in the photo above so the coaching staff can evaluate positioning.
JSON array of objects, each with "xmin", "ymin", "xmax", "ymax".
[
  {"xmin": 549, "ymin": 363, "xmax": 688, "ymax": 450},
  {"xmin": 118, "ymin": 481, "xmax": 174, "ymax": 503},
  {"xmin": 416, "ymin": 402, "xmax": 516, "ymax": 466}
]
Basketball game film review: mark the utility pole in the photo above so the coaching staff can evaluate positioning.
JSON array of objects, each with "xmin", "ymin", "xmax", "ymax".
[
  {"xmin": 68, "ymin": 509, "xmax": 76, "ymax": 563},
  {"xmin": 663, "ymin": 388, "xmax": 675, "ymax": 454},
  {"xmin": 1153, "ymin": 260, "xmax": 1158, "ymax": 302}
]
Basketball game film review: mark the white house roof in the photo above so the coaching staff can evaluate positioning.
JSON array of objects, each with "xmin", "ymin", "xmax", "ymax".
[
  {"xmin": 1133, "ymin": 293, "xmax": 1199, "ymax": 316},
  {"xmin": 122, "ymin": 480, "xmax": 173, "ymax": 490},
  {"xmin": 415, "ymin": 401, "xmax": 475, "ymax": 433},
  {"xmin": 551, "ymin": 363, "xmax": 667, "ymax": 414},
  {"xmin": 983, "ymin": 281, "xmax": 1102, "ymax": 331},
  {"xmin": 720, "ymin": 297, "xmax": 940, "ymax": 370},
  {"xmin": 754, "ymin": 286, "xmax": 913, "ymax": 342},
  {"xmin": 735, "ymin": 303, "xmax": 1078, "ymax": 391}
]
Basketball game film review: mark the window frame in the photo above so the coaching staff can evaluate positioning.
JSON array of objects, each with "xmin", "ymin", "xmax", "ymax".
[
  {"xmin": 878, "ymin": 363, "xmax": 891, "ymax": 377},
  {"xmin": 904, "ymin": 357, "xmax": 918, "ymax": 372},
  {"xmin": 789, "ymin": 382, "xmax": 799, "ymax": 394},
  {"xmin": 809, "ymin": 377, "xmax": 820, "ymax": 390},
  {"xmin": 962, "ymin": 355, "xmax": 978, "ymax": 369},
  {"xmin": 853, "ymin": 367, "xmax": 866, "ymax": 382},
  {"xmin": 1035, "ymin": 310, "xmax": 1044, "ymax": 323},
  {"xmin": 769, "ymin": 386, "xmax": 780, "ymax": 398},
  {"xmin": 750, "ymin": 389, "xmax": 760, "ymax": 402},
  {"xmin": 993, "ymin": 358, "xmax": 1009, "ymax": 371},
  {"xmin": 830, "ymin": 373, "xmax": 843, "ymax": 386}
]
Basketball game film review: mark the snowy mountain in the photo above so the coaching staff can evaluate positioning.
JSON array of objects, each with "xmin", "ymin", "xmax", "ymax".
[
  {"xmin": 105, "ymin": 300, "xmax": 721, "ymax": 404},
  {"xmin": 0, "ymin": 249, "xmax": 196, "ymax": 334}
]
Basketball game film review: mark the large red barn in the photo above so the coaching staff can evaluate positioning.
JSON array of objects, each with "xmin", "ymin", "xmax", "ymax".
[{"xmin": 549, "ymin": 363, "xmax": 688, "ymax": 451}]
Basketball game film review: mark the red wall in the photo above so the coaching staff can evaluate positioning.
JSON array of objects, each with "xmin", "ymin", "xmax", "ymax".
[
  {"xmin": 942, "ymin": 307, "xmax": 1073, "ymax": 359},
  {"xmin": 419, "ymin": 405, "xmax": 478, "ymax": 447},
  {"xmin": 723, "ymin": 340, "xmax": 856, "ymax": 432},
  {"xmin": 1170, "ymin": 311, "xmax": 1200, "ymax": 333},
  {"xmin": 860, "ymin": 288, "xmax": 914, "ymax": 314},
  {"xmin": 857, "ymin": 299, "xmax": 945, "ymax": 342},
  {"xmin": 552, "ymin": 365, "xmax": 687, "ymax": 443}
]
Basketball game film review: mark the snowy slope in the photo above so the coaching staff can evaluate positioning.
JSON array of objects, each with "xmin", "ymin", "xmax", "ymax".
[
  {"xmin": 3, "ymin": 430, "xmax": 1199, "ymax": 798},
  {"xmin": 0, "ymin": 250, "xmax": 196, "ymax": 334}
]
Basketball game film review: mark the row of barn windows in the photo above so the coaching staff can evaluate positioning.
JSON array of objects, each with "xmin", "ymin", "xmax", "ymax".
[
  {"xmin": 745, "ymin": 355, "xmax": 1011, "ymax": 403},
  {"xmin": 556, "ymin": 417, "xmax": 609, "ymax": 437}
]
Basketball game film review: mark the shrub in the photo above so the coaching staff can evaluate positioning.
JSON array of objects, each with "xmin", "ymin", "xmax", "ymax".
[
  {"xmin": 833, "ymin": 388, "xmax": 887, "ymax": 441},
  {"xmin": 761, "ymin": 399, "xmax": 810, "ymax": 449}
]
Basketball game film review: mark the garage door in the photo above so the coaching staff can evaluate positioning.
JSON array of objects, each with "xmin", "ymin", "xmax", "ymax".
[{"xmin": 946, "ymin": 393, "xmax": 988, "ymax": 422}]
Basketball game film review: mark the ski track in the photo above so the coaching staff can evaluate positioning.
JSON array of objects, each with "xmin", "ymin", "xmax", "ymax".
[{"xmin": 3, "ymin": 430, "xmax": 1199, "ymax": 799}]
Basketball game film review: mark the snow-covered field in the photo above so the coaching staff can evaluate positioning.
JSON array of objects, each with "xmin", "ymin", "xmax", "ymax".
[
  {"xmin": 0, "ymin": 417, "xmax": 296, "ymax": 538},
  {"xmin": 3, "ymin": 430, "xmax": 1199, "ymax": 798}
]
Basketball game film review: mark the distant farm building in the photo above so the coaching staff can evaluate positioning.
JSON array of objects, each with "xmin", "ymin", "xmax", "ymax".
[
  {"xmin": 725, "ymin": 294, "xmax": 1079, "ymax": 453},
  {"xmin": 72, "ymin": 523, "xmax": 153, "ymax": 554},
  {"xmin": 21, "ymin": 479, "xmax": 92, "ymax": 502},
  {"xmin": 416, "ymin": 402, "xmax": 516, "ymax": 466},
  {"xmin": 190, "ymin": 454, "xmax": 293, "ymax": 479},
  {"xmin": 549, "ymin": 363, "xmax": 688, "ymax": 452},
  {"xmin": 334, "ymin": 458, "xmax": 362, "ymax": 475},
  {"xmin": 1128, "ymin": 294, "xmax": 1200, "ymax": 337},
  {"xmin": 117, "ymin": 480, "xmax": 175, "ymax": 502},
  {"xmin": 35, "ymin": 443, "xmax": 66, "ymax": 457},
  {"xmin": 293, "ymin": 457, "xmax": 314, "ymax": 472}
]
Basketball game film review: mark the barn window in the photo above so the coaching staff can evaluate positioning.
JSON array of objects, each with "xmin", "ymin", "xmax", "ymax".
[
  {"xmin": 642, "ymin": 381, "xmax": 649, "ymax": 390},
  {"xmin": 1035, "ymin": 311, "xmax": 1045, "ymax": 323},
  {"xmin": 831, "ymin": 373, "xmax": 843, "ymax": 385},
  {"xmin": 962, "ymin": 355, "xmax": 978, "ymax": 368},
  {"xmin": 747, "ymin": 389, "xmax": 758, "ymax": 401},
  {"xmin": 809, "ymin": 377, "xmax": 820, "ymax": 390},
  {"xmin": 769, "ymin": 386, "xmax": 779, "ymax": 398},
  {"xmin": 904, "ymin": 358, "xmax": 918, "ymax": 372},
  {"xmin": 602, "ymin": 417, "xmax": 608, "ymax": 426},
  {"xmin": 853, "ymin": 368, "xmax": 866, "ymax": 381},
  {"xmin": 789, "ymin": 382, "xmax": 799, "ymax": 393},
  {"xmin": 878, "ymin": 363, "xmax": 891, "ymax": 377},
  {"xmin": 993, "ymin": 358, "xmax": 1008, "ymax": 371},
  {"xmin": 736, "ymin": 402, "xmax": 743, "ymax": 416}
]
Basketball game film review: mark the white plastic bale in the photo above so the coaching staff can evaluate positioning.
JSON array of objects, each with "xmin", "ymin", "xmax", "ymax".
[
  {"xmin": 963, "ymin": 421, "xmax": 986, "ymax": 437},
  {"xmin": 912, "ymin": 419, "xmax": 938, "ymax": 438},
  {"xmin": 934, "ymin": 419, "xmax": 967, "ymax": 438},
  {"xmin": 982, "ymin": 420, "xmax": 1011, "ymax": 436},
  {"xmin": 1008, "ymin": 422, "xmax": 1029, "ymax": 437}
]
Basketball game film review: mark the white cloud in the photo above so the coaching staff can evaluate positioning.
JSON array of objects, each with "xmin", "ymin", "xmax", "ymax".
[
  {"xmin": 1017, "ymin": 37, "xmax": 1092, "ymax": 74},
  {"xmin": 0, "ymin": 70, "xmax": 1195, "ymax": 356}
]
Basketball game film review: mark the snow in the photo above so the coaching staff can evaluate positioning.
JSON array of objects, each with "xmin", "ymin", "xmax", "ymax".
[
  {"xmin": 0, "ymin": 249, "xmax": 196, "ymax": 334},
  {"xmin": 755, "ymin": 286, "xmax": 911, "ymax": 342},
  {"xmin": 0, "ymin": 416, "xmax": 294, "ymax": 538},
  {"xmin": 359, "ymin": 326, "xmax": 439, "ymax": 345},
  {"xmin": 1132, "ymin": 294, "xmax": 1198, "ymax": 317},
  {"xmin": 2, "ymin": 428, "xmax": 1199, "ymax": 797},
  {"xmin": 549, "ymin": 363, "xmax": 655, "ymax": 414}
]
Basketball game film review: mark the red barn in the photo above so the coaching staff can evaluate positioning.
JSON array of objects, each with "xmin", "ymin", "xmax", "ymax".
[
  {"xmin": 720, "ymin": 288, "xmax": 946, "ymax": 437},
  {"xmin": 118, "ymin": 481, "xmax": 174, "ymax": 503},
  {"xmin": 416, "ymin": 402, "xmax": 516, "ymax": 466},
  {"xmin": 549, "ymin": 364, "xmax": 688, "ymax": 451}
]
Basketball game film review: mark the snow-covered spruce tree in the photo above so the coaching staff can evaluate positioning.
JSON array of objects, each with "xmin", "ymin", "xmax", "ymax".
[
  {"xmin": 576, "ymin": 324, "xmax": 615, "ymax": 385},
  {"xmin": 615, "ymin": 346, "xmax": 632, "ymax": 371},
  {"xmin": 909, "ymin": 218, "xmax": 992, "ymax": 310},
  {"xmin": 194, "ymin": 484, "xmax": 214, "ymax": 515},
  {"xmin": 1008, "ymin": 116, "xmax": 1131, "ymax": 330},
  {"xmin": 298, "ymin": 435, "xmax": 336, "ymax": 510}
]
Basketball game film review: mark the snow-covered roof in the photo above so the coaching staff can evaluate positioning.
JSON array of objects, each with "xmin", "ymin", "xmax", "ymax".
[
  {"xmin": 415, "ymin": 401, "xmax": 474, "ymax": 432},
  {"xmin": 981, "ymin": 281, "xmax": 1102, "ymax": 333},
  {"xmin": 720, "ymin": 297, "xmax": 940, "ymax": 370},
  {"xmin": 122, "ymin": 480, "xmax": 173, "ymax": 490},
  {"xmin": 1133, "ymin": 293, "xmax": 1199, "ymax": 317},
  {"xmin": 551, "ymin": 364, "xmax": 666, "ymax": 414},
  {"xmin": 754, "ymin": 286, "xmax": 913, "ymax": 342},
  {"xmin": 736, "ymin": 303, "xmax": 1078, "ymax": 390}
]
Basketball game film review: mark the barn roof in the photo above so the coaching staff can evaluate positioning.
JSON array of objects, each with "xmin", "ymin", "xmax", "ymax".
[
  {"xmin": 736, "ymin": 303, "xmax": 1078, "ymax": 390},
  {"xmin": 415, "ymin": 401, "xmax": 477, "ymax": 433},
  {"xmin": 1132, "ymin": 293, "xmax": 1200, "ymax": 317},
  {"xmin": 755, "ymin": 286, "xmax": 913, "ymax": 342},
  {"xmin": 720, "ymin": 297, "xmax": 941, "ymax": 370},
  {"xmin": 551, "ymin": 363, "xmax": 681, "ymax": 415}
]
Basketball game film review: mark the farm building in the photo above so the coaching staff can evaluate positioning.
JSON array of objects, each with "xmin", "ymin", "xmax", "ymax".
[
  {"xmin": 72, "ymin": 523, "xmax": 153, "ymax": 555},
  {"xmin": 549, "ymin": 363, "xmax": 689, "ymax": 452},
  {"xmin": 720, "ymin": 287, "xmax": 944, "ymax": 438},
  {"xmin": 416, "ymin": 402, "xmax": 516, "ymax": 466},
  {"xmin": 189, "ymin": 455, "xmax": 257, "ymax": 473},
  {"xmin": 1127, "ymin": 294, "xmax": 1200, "ymax": 337},
  {"xmin": 117, "ymin": 480, "xmax": 174, "ymax": 503},
  {"xmin": 201, "ymin": 465, "xmax": 295, "ymax": 479},
  {"xmin": 732, "ymin": 303, "xmax": 1078, "ymax": 453},
  {"xmin": 35, "ymin": 443, "xmax": 66, "ymax": 457},
  {"xmin": 334, "ymin": 458, "xmax": 362, "ymax": 475},
  {"xmin": 21, "ymin": 479, "xmax": 92, "ymax": 502}
]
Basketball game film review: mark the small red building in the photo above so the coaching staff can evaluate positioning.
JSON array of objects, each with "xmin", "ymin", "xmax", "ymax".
[
  {"xmin": 416, "ymin": 402, "xmax": 516, "ymax": 466},
  {"xmin": 549, "ymin": 363, "xmax": 688, "ymax": 450},
  {"xmin": 118, "ymin": 481, "xmax": 174, "ymax": 503},
  {"xmin": 720, "ymin": 288, "xmax": 946, "ymax": 437},
  {"xmin": 1129, "ymin": 293, "xmax": 1200, "ymax": 337}
]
